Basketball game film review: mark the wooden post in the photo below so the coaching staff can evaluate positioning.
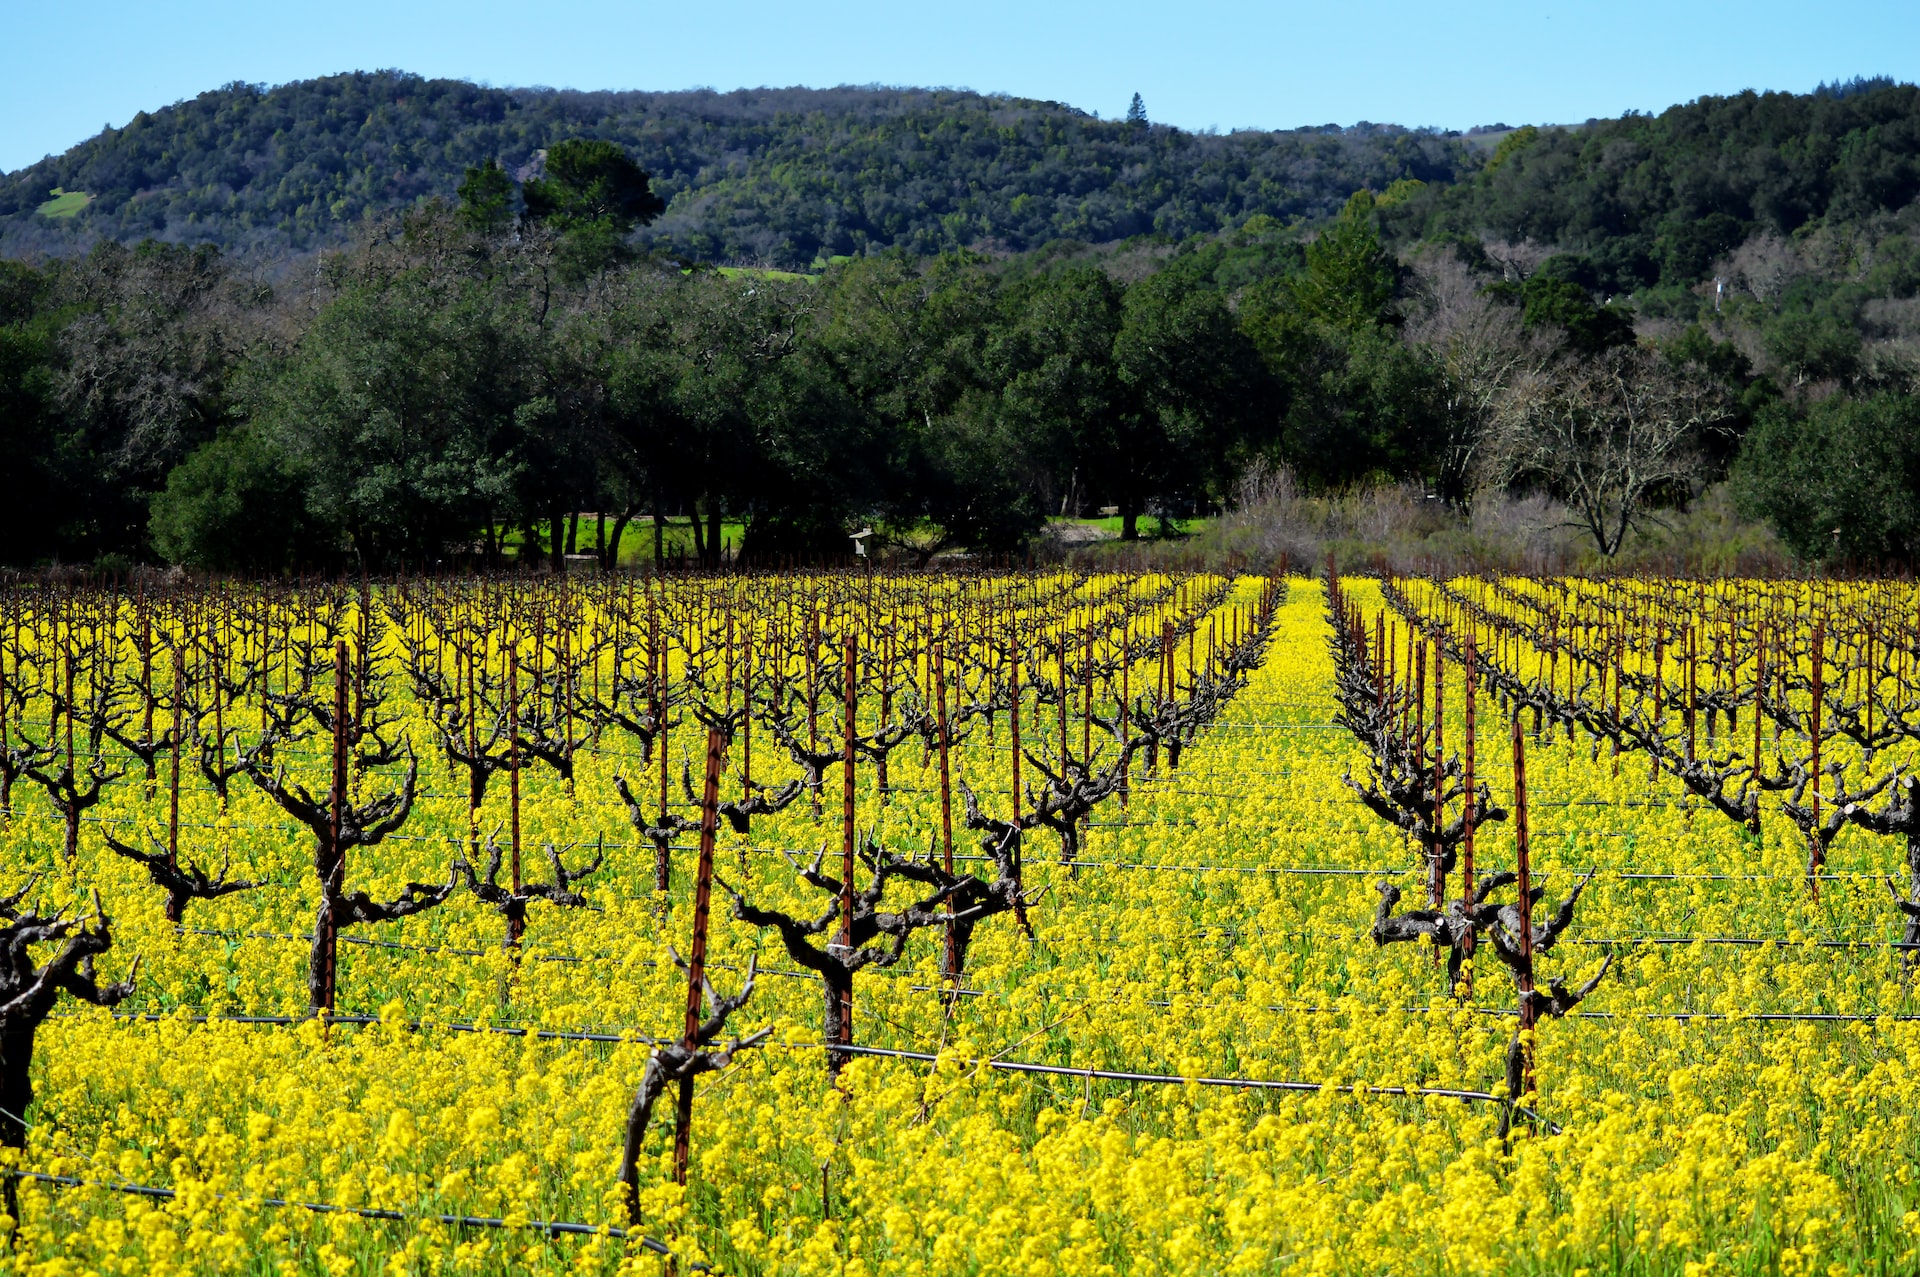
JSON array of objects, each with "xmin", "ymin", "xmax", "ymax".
[
  {"xmin": 508, "ymin": 646, "xmax": 524, "ymax": 945},
  {"xmin": 168, "ymin": 647, "xmax": 183, "ymax": 920},
  {"xmin": 742, "ymin": 621, "xmax": 754, "ymax": 803},
  {"xmin": 657, "ymin": 620, "xmax": 672, "ymax": 892},
  {"xmin": 1512, "ymin": 713, "xmax": 1535, "ymax": 1101},
  {"xmin": 1462, "ymin": 633, "xmax": 1477, "ymax": 905},
  {"xmin": 808, "ymin": 610, "xmax": 821, "ymax": 817},
  {"xmin": 673, "ymin": 726, "xmax": 727, "ymax": 1187},
  {"xmin": 1081, "ymin": 625, "xmax": 1092, "ymax": 766},
  {"xmin": 1430, "ymin": 643, "xmax": 1444, "ymax": 909},
  {"xmin": 878, "ymin": 622, "xmax": 893, "ymax": 795},
  {"xmin": 0, "ymin": 638, "xmax": 9, "ymax": 816},
  {"xmin": 1119, "ymin": 626, "xmax": 1131, "ymax": 809},
  {"xmin": 837, "ymin": 633, "xmax": 858, "ymax": 1059},
  {"xmin": 1010, "ymin": 637, "xmax": 1023, "ymax": 824},
  {"xmin": 1686, "ymin": 626, "xmax": 1697, "ymax": 765},
  {"xmin": 1057, "ymin": 630, "xmax": 1068, "ymax": 768},
  {"xmin": 321, "ymin": 639, "xmax": 349, "ymax": 1017},
  {"xmin": 933, "ymin": 645, "xmax": 958, "ymax": 982},
  {"xmin": 1650, "ymin": 633, "xmax": 1664, "ymax": 780},
  {"xmin": 1809, "ymin": 623, "xmax": 1825, "ymax": 894}
]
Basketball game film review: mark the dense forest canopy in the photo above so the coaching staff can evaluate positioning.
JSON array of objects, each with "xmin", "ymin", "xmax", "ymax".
[
  {"xmin": 6, "ymin": 73, "xmax": 1920, "ymax": 572},
  {"xmin": 1386, "ymin": 81, "xmax": 1920, "ymax": 294},
  {"xmin": 0, "ymin": 72, "xmax": 1471, "ymax": 268}
]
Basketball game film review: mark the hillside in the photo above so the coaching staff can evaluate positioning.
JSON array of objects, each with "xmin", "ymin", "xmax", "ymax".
[
  {"xmin": 0, "ymin": 72, "xmax": 1473, "ymax": 268},
  {"xmin": 1385, "ymin": 77, "xmax": 1920, "ymax": 293}
]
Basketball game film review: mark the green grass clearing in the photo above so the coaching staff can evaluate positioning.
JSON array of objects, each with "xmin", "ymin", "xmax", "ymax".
[
  {"xmin": 713, "ymin": 265, "xmax": 818, "ymax": 283},
  {"xmin": 1050, "ymin": 515, "xmax": 1209, "ymax": 539},
  {"xmin": 35, "ymin": 188, "xmax": 92, "ymax": 219},
  {"xmin": 498, "ymin": 515, "xmax": 750, "ymax": 566}
]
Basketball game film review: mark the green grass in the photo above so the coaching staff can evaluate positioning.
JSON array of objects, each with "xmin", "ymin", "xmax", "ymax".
[
  {"xmin": 1050, "ymin": 515, "xmax": 1210, "ymax": 538},
  {"xmin": 713, "ymin": 265, "xmax": 817, "ymax": 283},
  {"xmin": 498, "ymin": 515, "xmax": 750, "ymax": 566},
  {"xmin": 35, "ymin": 188, "xmax": 92, "ymax": 219}
]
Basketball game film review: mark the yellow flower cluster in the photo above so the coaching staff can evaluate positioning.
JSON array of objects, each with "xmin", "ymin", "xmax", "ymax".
[{"xmin": 0, "ymin": 572, "xmax": 1914, "ymax": 1275}]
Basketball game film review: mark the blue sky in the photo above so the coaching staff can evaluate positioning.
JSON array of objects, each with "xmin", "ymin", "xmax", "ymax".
[{"xmin": 3, "ymin": 0, "xmax": 1917, "ymax": 173}]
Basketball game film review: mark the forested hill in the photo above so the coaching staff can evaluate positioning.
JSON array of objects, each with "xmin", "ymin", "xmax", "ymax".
[
  {"xmin": 1384, "ymin": 78, "xmax": 1920, "ymax": 292},
  {"xmin": 0, "ymin": 72, "xmax": 1472, "ymax": 267}
]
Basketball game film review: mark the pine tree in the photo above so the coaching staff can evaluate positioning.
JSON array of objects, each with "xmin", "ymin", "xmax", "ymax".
[{"xmin": 1126, "ymin": 93, "xmax": 1148, "ymax": 127}]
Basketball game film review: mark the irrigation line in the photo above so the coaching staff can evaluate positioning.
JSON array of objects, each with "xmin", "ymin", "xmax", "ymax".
[
  {"xmin": 1, "ymin": 1169, "xmax": 676, "ymax": 1254},
  {"xmin": 18, "ymin": 810, "xmax": 1865, "ymax": 876},
  {"xmin": 72, "ymin": 1010, "xmax": 1560, "ymax": 1132}
]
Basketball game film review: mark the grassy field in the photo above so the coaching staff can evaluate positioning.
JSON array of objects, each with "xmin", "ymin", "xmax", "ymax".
[
  {"xmin": 499, "ymin": 515, "xmax": 750, "ymax": 566},
  {"xmin": 34, "ymin": 187, "xmax": 92, "ymax": 218}
]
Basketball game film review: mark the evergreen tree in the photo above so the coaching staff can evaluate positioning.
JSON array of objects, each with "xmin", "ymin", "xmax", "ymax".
[
  {"xmin": 456, "ymin": 159, "xmax": 515, "ymax": 235},
  {"xmin": 1293, "ymin": 191, "xmax": 1397, "ymax": 331}
]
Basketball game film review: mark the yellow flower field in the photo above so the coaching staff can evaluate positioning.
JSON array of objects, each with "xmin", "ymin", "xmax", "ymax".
[{"xmin": 0, "ymin": 571, "xmax": 1916, "ymax": 1275}]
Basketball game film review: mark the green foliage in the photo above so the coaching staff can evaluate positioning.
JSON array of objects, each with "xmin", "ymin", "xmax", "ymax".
[
  {"xmin": 0, "ymin": 307, "xmax": 68, "ymax": 563},
  {"xmin": 1762, "ymin": 285, "xmax": 1866, "ymax": 383},
  {"xmin": 521, "ymin": 140, "xmax": 662, "ymax": 279},
  {"xmin": 456, "ymin": 160, "xmax": 515, "ymax": 234},
  {"xmin": 0, "ymin": 73, "xmax": 1473, "ymax": 268},
  {"xmin": 1391, "ymin": 82, "xmax": 1920, "ymax": 290},
  {"xmin": 148, "ymin": 427, "xmax": 319, "ymax": 571},
  {"xmin": 1484, "ymin": 126, "xmax": 1538, "ymax": 172},
  {"xmin": 252, "ymin": 222, "xmax": 535, "ymax": 568},
  {"xmin": 1655, "ymin": 212, "xmax": 1748, "ymax": 287},
  {"xmin": 1239, "ymin": 290, "xmax": 1442, "ymax": 491},
  {"xmin": 522, "ymin": 140, "xmax": 662, "ymax": 233},
  {"xmin": 1732, "ymin": 393, "xmax": 1920, "ymax": 565},
  {"xmin": 1292, "ymin": 192, "xmax": 1397, "ymax": 332},
  {"xmin": 1488, "ymin": 273, "xmax": 1635, "ymax": 353}
]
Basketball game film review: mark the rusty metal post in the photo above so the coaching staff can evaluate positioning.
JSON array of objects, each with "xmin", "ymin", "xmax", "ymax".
[
  {"xmin": 1459, "ymin": 634, "xmax": 1478, "ymax": 996},
  {"xmin": 1809, "ymin": 623, "xmax": 1825, "ymax": 895},
  {"xmin": 320, "ymin": 638, "xmax": 349, "ymax": 1017},
  {"xmin": 837, "ymin": 633, "xmax": 858, "ymax": 1058},
  {"xmin": 672, "ymin": 726, "xmax": 726, "ymax": 1187},
  {"xmin": 1119, "ymin": 626, "xmax": 1131, "ymax": 809},
  {"xmin": 933, "ymin": 645, "xmax": 958, "ymax": 983},
  {"xmin": 1512, "ymin": 713, "xmax": 1535, "ymax": 1101},
  {"xmin": 168, "ymin": 646, "xmax": 183, "ymax": 919},
  {"xmin": 1686, "ymin": 626, "xmax": 1697, "ymax": 766},
  {"xmin": 1430, "ymin": 643, "xmax": 1444, "ymax": 909},
  {"xmin": 507, "ymin": 645, "xmax": 524, "ymax": 945}
]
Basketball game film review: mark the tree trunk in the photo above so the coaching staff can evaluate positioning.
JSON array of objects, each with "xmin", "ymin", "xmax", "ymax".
[
  {"xmin": 1120, "ymin": 505, "xmax": 1140, "ymax": 542},
  {"xmin": 618, "ymin": 1055, "xmax": 670, "ymax": 1224},
  {"xmin": 0, "ymin": 1022, "xmax": 39, "ymax": 1149},
  {"xmin": 653, "ymin": 498, "xmax": 665, "ymax": 571},
  {"xmin": 565, "ymin": 512, "xmax": 580, "ymax": 557},
  {"xmin": 822, "ymin": 967, "xmax": 853, "ymax": 1075},
  {"xmin": 606, "ymin": 510, "xmax": 633, "ymax": 571},
  {"xmin": 690, "ymin": 502, "xmax": 708, "ymax": 566},
  {"xmin": 707, "ymin": 498, "xmax": 723, "ymax": 570},
  {"xmin": 549, "ymin": 506, "xmax": 566, "ymax": 573},
  {"xmin": 309, "ymin": 892, "xmax": 337, "ymax": 1014}
]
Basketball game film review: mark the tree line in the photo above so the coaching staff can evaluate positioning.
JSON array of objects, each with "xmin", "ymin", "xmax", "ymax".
[
  {"xmin": 0, "ymin": 71, "xmax": 1470, "ymax": 268},
  {"xmin": 5, "ymin": 134, "xmax": 1920, "ymax": 573}
]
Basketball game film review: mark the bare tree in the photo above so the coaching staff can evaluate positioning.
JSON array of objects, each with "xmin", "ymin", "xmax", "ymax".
[
  {"xmin": 1403, "ymin": 252, "xmax": 1542, "ymax": 506},
  {"xmin": 1715, "ymin": 232, "xmax": 1805, "ymax": 307},
  {"xmin": 1485, "ymin": 345, "xmax": 1731, "ymax": 556}
]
